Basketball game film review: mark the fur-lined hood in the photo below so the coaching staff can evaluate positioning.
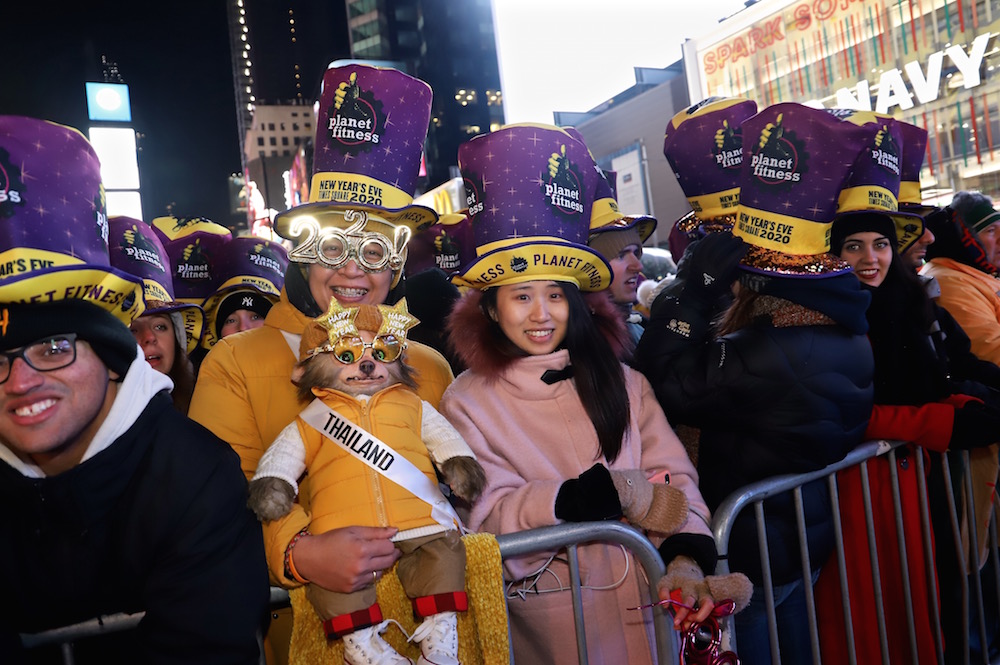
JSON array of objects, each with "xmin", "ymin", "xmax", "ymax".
[{"xmin": 445, "ymin": 287, "xmax": 631, "ymax": 377}]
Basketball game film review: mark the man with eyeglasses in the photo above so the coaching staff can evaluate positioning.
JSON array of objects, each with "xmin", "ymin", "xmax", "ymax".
[
  {"xmin": 0, "ymin": 114, "xmax": 269, "ymax": 664},
  {"xmin": 0, "ymin": 299, "xmax": 270, "ymax": 662}
]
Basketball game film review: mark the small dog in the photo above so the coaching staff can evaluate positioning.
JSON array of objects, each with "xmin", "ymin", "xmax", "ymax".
[{"xmin": 249, "ymin": 298, "xmax": 484, "ymax": 665}]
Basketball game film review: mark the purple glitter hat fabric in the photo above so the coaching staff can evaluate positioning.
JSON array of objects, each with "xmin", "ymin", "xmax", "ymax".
[
  {"xmin": 459, "ymin": 124, "xmax": 599, "ymax": 250},
  {"xmin": 108, "ymin": 216, "xmax": 176, "ymax": 303},
  {"xmin": 453, "ymin": 124, "xmax": 612, "ymax": 291},
  {"xmin": 0, "ymin": 115, "xmax": 144, "ymax": 323},
  {"xmin": 109, "ymin": 216, "xmax": 206, "ymax": 351},
  {"xmin": 210, "ymin": 236, "xmax": 288, "ymax": 296},
  {"xmin": 735, "ymin": 103, "xmax": 872, "ymax": 277},
  {"xmin": 663, "ymin": 97, "xmax": 758, "ymax": 221},
  {"xmin": 404, "ymin": 211, "xmax": 477, "ymax": 277},
  {"xmin": 312, "ymin": 64, "xmax": 433, "ymax": 206},
  {"xmin": 896, "ymin": 120, "xmax": 936, "ymax": 216},
  {"xmin": 828, "ymin": 111, "xmax": 904, "ymax": 206},
  {"xmin": 828, "ymin": 112, "xmax": 925, "ymax": 251},
  {"xmin": 898, "ymin": 120, "xmax": 929, "ymax": 192},
  {"xmin": 0, "ymin": 115, "xmax": 111, "ymax": 268},
  {"xmin": 735, "ymin": 104, "xmax": 870, "ymax": 251},
  {"xmin": 150, "ymin": 216, "xmax": 233, "ymax": 303}
]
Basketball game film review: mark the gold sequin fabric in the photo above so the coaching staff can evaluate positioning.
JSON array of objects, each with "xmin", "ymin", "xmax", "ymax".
[
  {"xmin": 751, "ymin": 295, "xmax": 836, "ymax": 328},
  {"xmin": 740, "ymin": 245, "xmax": 851, "ymax": 277},
  {"xmin": 288, "ymin": 532, "xmax": 510, "ymax": 664},
  {"xmin": 675, "ymin": 212, "xmax": 736, "ymax": 238}
]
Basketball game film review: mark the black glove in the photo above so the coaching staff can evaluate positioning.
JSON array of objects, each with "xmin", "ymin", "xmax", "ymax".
[
  {"xmin": 950, "ymin": 401, "xmax": 1000, "ymax": 449},
  {"xmin": 672, "ymin": 232, "xmax": 748, "ymax": 300},
  {"xmin": 555, "ymin": 463, "xmax": 623, "ymax": 522}
]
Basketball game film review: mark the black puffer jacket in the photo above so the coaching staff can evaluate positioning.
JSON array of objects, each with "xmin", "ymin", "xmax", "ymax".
[
  {"xmin": 0, "ymin": 393, "xmax": 270, "ymax": 665},
  {"xmin": 635, "ymin": 270, "xmax": 874, "ymax": 585}
]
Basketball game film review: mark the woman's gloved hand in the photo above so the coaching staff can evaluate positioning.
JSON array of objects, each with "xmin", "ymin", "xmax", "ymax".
[
  {"xmin": 951, "ymin": 400, "xmax": 1000, "ymax": 449},
  {"xmin": 609, "ymin": 469, "xmax": 689, "ymax": 535},
  {"xmin": 670, "ymin": 232, "xmax": 747, "ymax": 302},
  {"xmin": 657, "ymin": 556, "xmax": 753, "ymax": 630},
  {"xmin": 554, "ymin": 463, "xmax": 623, "ymax": 522}
]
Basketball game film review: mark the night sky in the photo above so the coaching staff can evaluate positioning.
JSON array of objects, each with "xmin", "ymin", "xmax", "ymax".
[{"xmin": 3, "ymin": 2, "xmax": 267, "ymax": 227}]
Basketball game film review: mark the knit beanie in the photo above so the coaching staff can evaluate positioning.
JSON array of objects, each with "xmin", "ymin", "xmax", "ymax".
[
  {"xmin": 0, "ymin": 300, "xmax": 137, "ymax": 377},
  {"xmin": 588, "ymin": 227, "xmax": 642, "ymax": 262},
  {"xmin": 953, "ymin": 191, "xmax": 1000, "ymax": 234},
  {"xmin": 829, "ymin": 212, "xmax": 898, "ymax": 256},
  {"xmin": 214, "ymin": 290, "xmax": 275, "ymax": 339}
]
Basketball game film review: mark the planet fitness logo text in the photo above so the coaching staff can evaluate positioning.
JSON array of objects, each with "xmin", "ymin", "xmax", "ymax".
[
  {"xmin": 0, "ymin": 148, "xmax": 24, "ymax": 217},
  {"xmin": 463, "ymin": 174, "xmax": 484, "ymax": 217},
  {"xmin": 871, "ymin": 125, "xmax": 901, "ymax": 176},
  {"xmin": 542, "ymin": 145, "xmax": 584, "ymax": 217},
  {"xmin": 713, "ymin": 120, "xmax": 744, "ymax": 171},
  {"xmin": 749, "ymin": 113, "xmax": 808, "ymax": 192},
  {"xmin": 327, "ymin": 72, "xmax": 386, "ymax": 155}
]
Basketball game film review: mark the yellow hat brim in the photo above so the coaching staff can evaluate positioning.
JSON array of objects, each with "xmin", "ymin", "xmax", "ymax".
[
  {"xmin": 0, "ymin": 265, "xmax": 145, "ymax": 325},
  {"xmin": 451, "ymin": 239, "xmax": 612, "ymax": 292}
]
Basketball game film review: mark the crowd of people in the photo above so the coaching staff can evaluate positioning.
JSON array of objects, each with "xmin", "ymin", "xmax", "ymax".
[{"xmin": 1, "ymin": 63, "xmax": 999, "ymax": 665}]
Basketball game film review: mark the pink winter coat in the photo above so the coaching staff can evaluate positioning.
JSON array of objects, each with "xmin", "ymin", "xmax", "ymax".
[{"xmin": 440, "ymin": 291, "xmax": 712, "ymax": 665}]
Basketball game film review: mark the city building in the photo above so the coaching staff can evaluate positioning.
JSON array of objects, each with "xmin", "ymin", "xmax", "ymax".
[
  {"xmin": 226, "ymin": 0, "xmax": 505, "ymax": 228},
  {"xmin": 345, "ymin": 0, "xmax": 505, "ymax": 188},
  {"xmin": 563, "ymin": 0, "xmax": 1000, "ymax": 254},
  {"xmin": 683, "ymin": 0, "xmax": 1000, "ymax": 206},
  {"xmin": 555, "ymin": 64, "xmax": 693, "ymax": 250},
  {"xmin": 225, "ymin": 0, "xmax": 350, "ymax": 230}
]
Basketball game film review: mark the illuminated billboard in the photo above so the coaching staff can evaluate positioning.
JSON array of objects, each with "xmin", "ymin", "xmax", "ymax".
[
  {"xmin": 682, "ymin": 0, "xmax": 996, "ymax": 114},
  {"xmin": 88, "ymin": 127, "xmax": 140, "ymax": 190},
  {"xmin": 106, "ymin": 191, "xmax": 143, "ymax": 219},
  {"xmin": 85, "ymin": 82, "xmax": 132, "ymax": 122}
]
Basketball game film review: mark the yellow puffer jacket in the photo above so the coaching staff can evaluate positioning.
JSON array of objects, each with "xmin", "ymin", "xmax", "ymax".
[
  {"xmin": 189, "ymin": 288, "xmax": 454, "ymax": 584},
  {"xmin": 301, "ymin": 386, "xmax": 439, "ymax": 535},
  {"xmin": 921, "ymin": 257, "xmax": 1000, "ymax": 365}
]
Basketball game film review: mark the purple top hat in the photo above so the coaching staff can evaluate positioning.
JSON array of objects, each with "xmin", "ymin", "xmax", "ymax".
[
  {"xmin": 664, "ymin": 97, "xmax": 758, "ymax": 241},
  {"xmin": 735, "ymin": 103, "xmax": 872, "ymax": 277},
  {"xmin": 273, "ymin": 64, "xmax": 438, "ymax": 248},
  {"xmin": 560, "ymin": 127, "xmax": 657, "ymax": 244},
  {"xmin": 108, "ymin": 216, "xmax": 205, "ymax": 353},
  {"xmin": 404, "ymin": 210, "xmax": 477, "ymax": 278},
  {"xmin": 0, "ymin": 116, "xmax": 144, "ymax": 324},
  {"xmin": 150, "ymin": 216, "xmax": 232, "ymax": 304},
  {"xmin": 452, "ymin": 123, "xmax": 612, "ymax": 291},
  {"xmin": 830, "ymin": 111, "xmax": 925, "ymax": 252},
  {"xmin": 200, "ymin": 237, "xmax": 289, "ymax": 349},
  {"xmin": 897, "ymin": 120, "xmax": 938, "ymax": 219}
]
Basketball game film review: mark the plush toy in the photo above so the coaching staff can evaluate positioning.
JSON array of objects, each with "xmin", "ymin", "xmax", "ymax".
[{"xmin": 249, "ymin": 298, "xmax": 486, "ymax": 665}]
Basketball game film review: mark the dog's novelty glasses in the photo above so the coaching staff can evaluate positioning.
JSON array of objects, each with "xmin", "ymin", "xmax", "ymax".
[{"xmin": 309, "ymin": 334, "xmax": 404, "ymax": 364}]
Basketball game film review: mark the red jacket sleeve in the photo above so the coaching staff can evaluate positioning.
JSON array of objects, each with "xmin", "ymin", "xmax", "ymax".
[{"xmin": 864, "ymin": 403, "xmax": 955, "ymax": 453}]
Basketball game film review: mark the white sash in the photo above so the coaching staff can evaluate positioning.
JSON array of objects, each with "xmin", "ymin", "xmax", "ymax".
[{"xmin": 299, "ymin": 399, "xmax": 460, "ymax": 531}]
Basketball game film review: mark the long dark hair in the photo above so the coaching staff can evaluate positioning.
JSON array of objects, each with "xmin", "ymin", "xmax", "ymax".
[
  {"xmin": 480, "ymin": 282, "xmax": 631, "ymax": 462},
  {"xmin": 168, "ymin": 335, "xmax": 196, "ymax": 415},
  {"xmin": 862, "ymin": 243, "xmax": 947, "ymax": 404}
]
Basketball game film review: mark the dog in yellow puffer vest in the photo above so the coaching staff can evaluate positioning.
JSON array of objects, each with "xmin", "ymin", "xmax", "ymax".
[{"xmin": 249, "ymin": 298, "xmax": 485, "ymax": 665}]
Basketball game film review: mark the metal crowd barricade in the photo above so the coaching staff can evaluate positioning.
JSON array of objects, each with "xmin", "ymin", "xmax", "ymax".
[
  {"xmin": 494, "ymin": 521, "xmax": 676, "ymax": 665},
  {"xmin": 19, "ymin": 522, "xmax": 677, "ymax": 665},
  {"xmin": 711, "ymin": 439, "xmax": 1000, "ymax": 665}
]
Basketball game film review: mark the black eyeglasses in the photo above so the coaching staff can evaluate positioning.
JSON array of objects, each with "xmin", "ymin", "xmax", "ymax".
[{"xmin": 0, "ymin": 334, "xmax": 78, "ymax": 384}]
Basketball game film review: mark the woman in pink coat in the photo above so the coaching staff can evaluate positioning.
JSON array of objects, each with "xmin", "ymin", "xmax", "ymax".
[{"xmin": 439, "ymin": 123, "xmax": 751, "ymax": 665}]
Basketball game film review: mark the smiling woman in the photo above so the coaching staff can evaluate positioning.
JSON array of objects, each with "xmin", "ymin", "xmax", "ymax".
[
  {"xmin": 488, "ymin": 281, "xmax": 569, "ymax": 356},
  {"xmin": 438, "ymin": 123, "xmax": 749, "ymax": 665}
]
